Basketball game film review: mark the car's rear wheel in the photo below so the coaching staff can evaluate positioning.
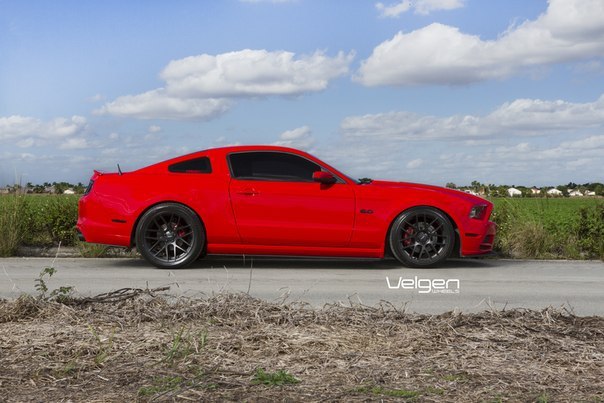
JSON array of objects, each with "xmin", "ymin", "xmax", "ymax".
[
  {"xmin": 389, "ymin": 207, "xmax": 454, "ymax": 267},
  {"xmin": 135, "ymin": 203, "xmax": 204, "ymax": 269}
]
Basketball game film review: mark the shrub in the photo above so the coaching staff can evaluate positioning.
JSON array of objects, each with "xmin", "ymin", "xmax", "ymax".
[
  {"xmin": 0, "ymin": 195, "xmax": 28, "ymax": 256},
  {"xmin": 576, "ymin": 204, "xmax": 604, "ymax": 260},
  {"xmin": 20, "ymin": 195, "xmax": 79, "ymax": 247}
]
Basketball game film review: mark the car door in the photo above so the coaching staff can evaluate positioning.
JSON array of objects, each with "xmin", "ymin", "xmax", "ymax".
[{"xmin": 228, "ymin": 151, "xmax": 355, "ymax": 247}]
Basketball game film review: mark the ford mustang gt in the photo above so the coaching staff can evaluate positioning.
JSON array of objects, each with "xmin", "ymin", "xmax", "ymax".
[{"xmin": 76, "ymin": 145, "xmax": 496, "ymax": 269}]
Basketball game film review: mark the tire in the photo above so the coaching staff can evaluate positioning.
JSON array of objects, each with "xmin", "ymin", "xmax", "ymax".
[
  {"xmin": 389, "ymin": 207, "xmax": 455, "ymax": 268},
  {"xmin": 135, "ymin": 203, "xmax": 204, "ymax": 269}
]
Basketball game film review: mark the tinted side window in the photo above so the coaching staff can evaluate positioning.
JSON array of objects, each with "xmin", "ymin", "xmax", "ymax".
[
  {"xmin": 230, "ymin": 152, "xmax": 320, "ymax": 182},
  {"xmin": 168, "ymin": 157, "xmax": 212, "ymax": 174}
]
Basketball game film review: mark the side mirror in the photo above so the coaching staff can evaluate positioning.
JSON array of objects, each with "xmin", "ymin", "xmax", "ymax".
[{"xmin": 312, "ymin": 171, "xmax": 337, "ymax": 185}]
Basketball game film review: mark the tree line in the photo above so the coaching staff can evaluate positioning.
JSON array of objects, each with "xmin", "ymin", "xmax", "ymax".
[
  {"xmin": 1, "ymin": 182, "xmax": 87, "ymax": 194},
  {"xmin": 446, "ymin": 181, "xmax": 604, "ymax": 197}
]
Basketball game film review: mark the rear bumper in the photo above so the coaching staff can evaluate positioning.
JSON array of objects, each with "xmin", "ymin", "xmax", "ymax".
[{"xmin": 76, "ymin": 218, "xmax": 131, "ymax": 247}]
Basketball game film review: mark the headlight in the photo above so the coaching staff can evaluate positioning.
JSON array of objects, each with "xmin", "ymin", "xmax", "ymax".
[{"xmin": 469, "ymin": 204, "xmax": 487, "ymax": 220}]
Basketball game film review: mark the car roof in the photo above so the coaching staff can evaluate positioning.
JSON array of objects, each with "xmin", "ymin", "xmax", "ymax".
[{"xmin": 135, "ymin": 145, "xmax": 316, "ymax": 173}]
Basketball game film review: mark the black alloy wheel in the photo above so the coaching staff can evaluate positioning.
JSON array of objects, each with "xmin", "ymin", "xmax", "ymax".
[
  {"xmin": 389, "ymin": 207, "xmax": 455, "ymax": 267},
  {"xmin": 135, "ymin": 203, "xmax": 204, "ymax": 269}
]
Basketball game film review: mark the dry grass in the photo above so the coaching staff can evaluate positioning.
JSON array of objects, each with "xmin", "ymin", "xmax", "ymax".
[{"xmin": 0, "ymin": 292, "xmax": 603, "ymax": 402}]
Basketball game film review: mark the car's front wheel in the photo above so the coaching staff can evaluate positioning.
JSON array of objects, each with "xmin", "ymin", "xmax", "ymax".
[
  {"xmin": 389, "ymin": 207, "xmax": 455, "ymax": 267},
  {"xmin": 135, "ymin": 203, "xmax": 204, "ymax": 269}
]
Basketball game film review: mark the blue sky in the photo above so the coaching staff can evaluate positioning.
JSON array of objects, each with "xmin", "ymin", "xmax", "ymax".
[{"xmin": 1, "ymin": 0, "xmax": 603, "ymax": 187}]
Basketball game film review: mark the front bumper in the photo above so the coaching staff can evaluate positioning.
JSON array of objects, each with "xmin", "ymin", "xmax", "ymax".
[{"xmin": 461, "ymin": 220, "xmax": 497, "ymax": 256}]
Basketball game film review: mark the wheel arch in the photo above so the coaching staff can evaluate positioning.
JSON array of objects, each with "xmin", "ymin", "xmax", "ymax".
[
  {"xmin": 130, "ymin": 200, "xmax": 207, "ymax": 249},
  {"xmin": 383, "ymin": 204, "xmax": 461, "ymax": 258}
]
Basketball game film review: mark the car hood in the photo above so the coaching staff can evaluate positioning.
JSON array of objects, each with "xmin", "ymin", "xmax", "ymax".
[{"xmin": 366, "ymin": 180, "xmax": 489, "ymax": 204}]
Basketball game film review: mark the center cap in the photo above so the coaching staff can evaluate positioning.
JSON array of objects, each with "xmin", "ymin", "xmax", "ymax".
[{"xmin": 417, "ymin": 232, "xmax": 430, "ymax": 244}]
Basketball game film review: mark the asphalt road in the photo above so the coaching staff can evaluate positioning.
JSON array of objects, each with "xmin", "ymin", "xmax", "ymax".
[{"xmin": 1, "ymin": 256, "xmax": 602, "ymax": 315}]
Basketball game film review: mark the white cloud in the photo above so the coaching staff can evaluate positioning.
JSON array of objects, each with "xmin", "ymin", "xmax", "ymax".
[
  {"xmin": 161, "ymin": 50, "xmax": 354, "ymax": 98},
  {"xmin": 95, "ymin": 89, "xmax": 232, "ymax": 120},
  {"xmin": 406, "ymin": 158, "xmax": 423, "ymax": 169},
  {"xmin": 376, "ymin": 0, "xmax": 463, "ymax": 18},
  {"xmin": 273, "ymin": 125, "xmax": 314, "ymax": 149},
  {"xmin": 87, "ymin": 94, "xmax": 105, "ymax": 103},
  {"xmin": 60, "ymin": 137, "xmax": 89, "ymax": 150},
  {"xmin": 341, "ymin": 94, "xmax": 604, "ymax": 140},
  {"xmin": 16, "ymin": 138, "xmax": 35, "ymax": 148},
  {"xmin": 148, "ymin": 125, "xmax": 161, "ymax": 133},
  {"xmin": 376, "ymin": 1, "xmax": 411, "ymax": 17},
  {"xmin": 99, "ymin": 49, "xmax": 353, "ymax": 120},
  {"xmin": 324, "ymin": 131, "xmax": 604, "ymax": 186},
  {"xmin": 0, "ymin": 115, "xmax": 88, "ymax": 145},
  {"xmin": 358, "ymin": 0, "xmax": 604, "ymax": 86}
]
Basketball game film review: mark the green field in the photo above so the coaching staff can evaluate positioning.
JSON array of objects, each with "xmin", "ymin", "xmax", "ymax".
[
  {"xmin": 1, "ymin": 194, "xmax": 602, "ymax": 260},
  {"xmin": 491, "ymin": 197, "xmax": 603, "ymax": 260}
]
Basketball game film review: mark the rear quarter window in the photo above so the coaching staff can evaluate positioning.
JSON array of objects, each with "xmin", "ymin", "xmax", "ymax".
[{"xmin": 168, "ymin": 157, "xmax": 212, "ymax": 174}]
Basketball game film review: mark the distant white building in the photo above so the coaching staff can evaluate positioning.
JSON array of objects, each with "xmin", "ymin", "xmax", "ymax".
[
  {"xmin": 63, "ymin": 188, "xmax": 76, "ymax": 195},
  {"xmin": 569, "ymin": 189, "xmax": 583, "ymax": 197},
  {"xmin": 507, "ymin": 187, "xmax": 522, "ymax": 197},
  {"xmin": 530, "ymin": 187, "xmax": 541, "ymax": 195},
  {"xmin": 547, "ymin": 188, "xmax": 563, "ymax": 196},
  {"xmin": 585, "ymin": 191, "xmax": 596, "ymax": 196}
]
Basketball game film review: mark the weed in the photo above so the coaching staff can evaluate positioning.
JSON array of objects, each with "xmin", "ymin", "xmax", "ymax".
[
  {"xmin": 34, "ymin": 267, "xmax": 56, "ymax": 297},
  {"xmin": 356, "ymin": 385, "xmax": 419, "ymax": 399},
  {"xmin": 137, "ymin": 373, "xmax": 216, "ymax": 397},
  {"xmin": 164, "ymin": 327, "xmax": 208, "ymax": 365},
  {"xmin": 251, "ymin": 368, "xmax": 300, "ymax": 386},
  {"xmin": 0, "ymin": 194, "xmax": 27, "ymax": 256},
  {"xmin": 34, "ymin": 265, "xmax": 74, "ymax": 302},
  {"xmin": 138, "ymin": 375, "xmax": 184, "ymax": 396},
  {"xmin": 60, "ymin": 360, "xmax": 77, "ymax": 376},
  {"xmin": 76, "ymin": 241, "xmax": 109, "ymax": 258},
  {"xmin": 442, "ymin": 373, "xmax": 469, "ymax": 383},
  {"xmin": 424, "ymin": 386, "xmax": 445, "ymax": 395},
  {"xmin": 88, "ymin": 325, "xmax": 115, "ymax": 365}
]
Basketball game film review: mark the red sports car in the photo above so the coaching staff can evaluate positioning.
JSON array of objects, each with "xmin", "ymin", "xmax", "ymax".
[{"xmin": 77, "ymin": 145, "xmax": 496, "ymax": 269}]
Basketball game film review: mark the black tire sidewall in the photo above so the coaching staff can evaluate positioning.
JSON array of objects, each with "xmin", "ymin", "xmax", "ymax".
[
  {"xmin": 389, "ymin": 207, "xmax": 454, "ymax": 268},
  {"xmin": 135, "ymin": 203, "xmax": 204, "ymax": 269}
]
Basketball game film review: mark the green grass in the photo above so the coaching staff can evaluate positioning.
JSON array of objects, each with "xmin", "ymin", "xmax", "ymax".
[
  {"xmin": 251, "ymin": 368, "xmax": 300, "ymax": 386},
  {"xmin": 138, "ymin": 375, "xmax": 185, "ymax": 397},
  {"xmin": 0, "ymin": 194, "xmax": 79, "ymax": 252},
  {"xmin": 491, "ymin": 197, "xmax": 603, "ymax": 260},
  {"xmin": 0, "ymin": 194, "xmax": 27, "ymax": 256}
]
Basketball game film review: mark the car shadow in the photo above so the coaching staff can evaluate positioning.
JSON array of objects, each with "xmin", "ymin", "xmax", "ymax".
[{"xmin": 108, "ymin": 255, "xmax": 498, "ymax": 270}]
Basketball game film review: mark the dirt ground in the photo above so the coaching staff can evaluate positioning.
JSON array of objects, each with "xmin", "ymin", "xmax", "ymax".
[{"xmin": 1, "ymin": 291, "xmax": 602, "ymax": 402}]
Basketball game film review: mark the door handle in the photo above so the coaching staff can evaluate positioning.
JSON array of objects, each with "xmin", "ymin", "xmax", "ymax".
[{"xmin": 236, "ymin": 188, "xmax": 258, "ymax": 196}]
